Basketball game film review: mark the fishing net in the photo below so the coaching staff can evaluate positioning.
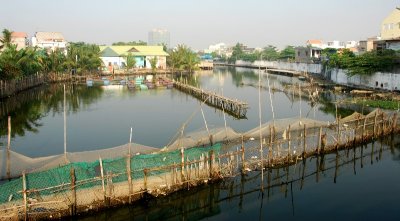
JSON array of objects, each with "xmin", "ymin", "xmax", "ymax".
[{"xmin": 166, "ymin": 127, "xmax": 241, "ymax": 151}]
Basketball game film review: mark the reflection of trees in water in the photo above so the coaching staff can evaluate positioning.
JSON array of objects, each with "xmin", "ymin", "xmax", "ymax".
[
  {"xmin": 318, "ymin": 92, "xmax": 362, "ymax": 118},
  {"xmin": 0, "ymin": 84, "xmax": 103, "ymax": 139},
  {"xmin": 79, "ymin": 138, "xmax": 399, "ymax": 221}
]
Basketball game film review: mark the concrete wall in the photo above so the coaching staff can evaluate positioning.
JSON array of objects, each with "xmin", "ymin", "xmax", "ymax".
[
  {"xmin": 329, "ymin": 69, "xmax": 400, "ymax": 91},
  {"xmin": 232, "ymin": 60, "xmax": 400, "ymax": 91},
  {"xmin": 236, "ymin": 60, "xmax": 323, "ymax": 74}
]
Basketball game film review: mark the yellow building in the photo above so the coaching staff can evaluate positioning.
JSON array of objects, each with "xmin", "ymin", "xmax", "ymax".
[{"xmin": 381, "ymin": 8, "xmax": 400, "ymax": 40}]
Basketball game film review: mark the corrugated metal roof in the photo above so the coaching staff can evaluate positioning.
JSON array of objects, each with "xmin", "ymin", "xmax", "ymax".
[
  {"xmin": 99, "ymin": 46, "xmax": 169, "ymax": 57},
  {"xmin": 100, "ymin": 47, "xmax": 120, "ymax": 57}
]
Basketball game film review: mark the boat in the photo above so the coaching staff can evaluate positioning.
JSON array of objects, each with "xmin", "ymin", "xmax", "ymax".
[
  {"xmin": 86, "ymin": 79, "xmax": 93, "ymax": 87},
  {"xmin": 298, "ymin": 76, "xmax": 306, "ymax": 81},
  {"xmin": 140, "ymin": 84, "xmax": 148, "ymax": 90},
  {"xmin": 127, "ymin": 83, "xmax": 136, "ymax": 90}
]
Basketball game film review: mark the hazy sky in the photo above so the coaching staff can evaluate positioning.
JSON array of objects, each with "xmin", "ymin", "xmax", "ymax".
[{"xmin": 0, "ymin": 0, "xmax": 398, "ymax": 50}]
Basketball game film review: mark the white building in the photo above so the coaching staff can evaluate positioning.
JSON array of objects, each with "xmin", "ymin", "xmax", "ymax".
[
  {"xmin": 306, "ymin": 39, "xmax": 359, "ymax": 50},
  {"xmin": 31, "ymin": 32, "xmax": 67, "ymax": 53}
]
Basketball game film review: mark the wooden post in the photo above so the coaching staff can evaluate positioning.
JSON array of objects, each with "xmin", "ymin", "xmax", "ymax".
[
  {"xmin": 70, "ymin": 167, "xmax": 77, "ymax": 216},
  {"xmin": 241, "ymin": 135, "xmax": 245, "ymax": 173},
  {"xmin": 373, "ymin": 112, "xmax": 378, "ymax": 138},
  {"xmin": 362, "ymin": 116, "xmax": 367, "ymax": 142},
  {"xmin": 337, "ymin": 117, "xmax": 341, "ymax": 147},
  {"xmin": 303, "ymin": 124, "xmax": 306, "ymax": 158},
  {"xmin": 143, "ymin": 169, "xmax": 148, "ymax": 190},
  {"xmin": 381, "ymin": 112, "xmax": 385, "ymax": 135},
  {"xmin": 7, "ymin": 116, "xmax": 11, "ymax": 180},
  {"xmin": 317, "ymin": 127, "xmax": 322, "ymax": 154},
  {"xmin": 99, "ymin": 157, "xmax": 107, "ymax": 205},
  {"xmin": 22, "ymin": 171, "xmax": 28, "ymax": 221},
  {"xmin": 209, "ymin": 150, "xmax": 214, "ymax": 178},
  {"xmin": 392, "ymin": 113, "xmax": 398, "ymax": 133},
  {"xmin": 287, "ymin": 125, "xmax": 291, "ymax": 161},
  {"xmin": 236, "ymin": 147, "xmax": 239, "ymax": 171},
  {"xmin": 126, "ymin": 154, "xmax": 133, "ymax": 203},
  {"xmin": 180, "ymin": 148, "xmax": 185, "ymax": 183}
]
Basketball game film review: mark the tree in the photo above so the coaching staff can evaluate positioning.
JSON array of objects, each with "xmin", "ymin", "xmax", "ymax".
[
  {"xmin": 0, "ymin": 45, "xmax": 44, "ymax": 80},
  {"xmin": 262, "ymin": 45, "xmax": 279, "ymax": 61},
  {"xmin": 279, "ymin": 46, "xmax": 296, "ymax": 61},
  {"xmin": 0, "ymin": 29, "xmax": 13, "ymax": 50},
  {"xmin": 167, "ymin": 44, "xmax": 199, "ymax": 73},
  {"xmin": 228, "ymin": 43, "xmax": 244, "ymax": 63},
  {"xmin": 149, "ymin": 56, "xmax": 158, "ymax": 73},
  {"xmin": 324, "ymin": 49, "xmax": 399, "ymax": 77},
  {"xmin": 125, "ymin": 52, "xmax": 136, "ymax": 71},
  {"xmin": 64, "ymin": 42, "xmax": 102, "ymax": 74},
  {"xmin": 112, "ymin": 41, "xmax": 147, "ymax": 46}
]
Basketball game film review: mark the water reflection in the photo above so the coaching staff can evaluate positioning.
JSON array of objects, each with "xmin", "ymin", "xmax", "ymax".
[
  {"xmin": 0, "ymin": 67, "xmax": 382, "ymax": 158},
  {"xmin": 74, "ymin": 137, "xmax": 400, "ymax": 221},
  {"xmin": 0, "ymin": 84, "xmax": 104, "ymax": 141}
]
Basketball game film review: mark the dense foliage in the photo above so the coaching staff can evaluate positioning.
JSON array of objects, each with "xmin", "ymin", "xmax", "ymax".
[
  {"xmin": 167, "ymin": 44, "xmax": 200, "ymax": 73},
  {"xmin": 228, "ymin": 43, "xmax": 295, "ymax": 63},
  {"xmin": 0, "ymin": 29, "xmax": 102, "ymax": 80},
  {"xmin": 112, "ymin": 41, "xmax": 147, "ymax": 46},
  {"xmin": 325, "ymin": 49, "xmax": 399, "ymax": 76}
]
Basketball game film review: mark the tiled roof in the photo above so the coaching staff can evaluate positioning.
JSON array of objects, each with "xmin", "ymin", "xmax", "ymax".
[
  {"xmin": 11, "ymin": 32, "xmax": 27, "ymax": 38},
  {"xmin": 35, "ymin": 32, "xmax": 65, "ymax": 42},
  {"xmin": 307, "ymin": 39, "xmax": 322, "ymax": 45}
]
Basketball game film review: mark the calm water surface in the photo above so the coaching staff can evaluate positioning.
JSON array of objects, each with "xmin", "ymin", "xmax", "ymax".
[
  {"xmin": 1, "ymin": 67, "xmax": 399, "ymax": 221},
  {"xmin": 1, "ymin": 67, "xmax": 335, "ymax": 157}
]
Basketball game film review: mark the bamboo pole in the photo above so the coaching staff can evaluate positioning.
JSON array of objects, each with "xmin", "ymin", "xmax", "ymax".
[
  {"xmin": 362, "ymin": 116, "xmax": 367, "ymax": 141},
  {"xmin": 209, "ymin": 150, "xmax": 214, "ymax": 178},
  {"xmin": 392, "ymin": 113, "xmax": 398, "ymax": 133},
  {"xmin": 64, "ymin": 84, "xmax": 67, "ymax": 163},
  {"xmin": 303, "ymin": 124, "xmax": 306, "ymax": 157},
  {"xmin": 337, "ymin": 117, "xmax": 341, "ymax": 147},
  {"xmin": 287, "ymin": 125, "xmax": 291, "ymax": 162},
  {"xmin": 126, "ymin": 154, "xmax": 133, "ymax": 203},
  {"xmin": 99, "ymin": 157, "xmax": 107, "ymax": 204},
  {"xmin": 318, "ymin": 127, "xmax": 322, "ymax": 154},
  {"xmin": 241, "ymin": 135, "xmax": 245, "ymax": 173},
  {"xmin": 22, "ymin": 171, "xmax": 27, "ymax": 221},
  {"xmin": 181, "ymin": 148, "xmax": 185, "ymax": 182},
  {"xmin": 373, "ymin": 112, "xmax": 377, "ymax": 138},
  {"xmin": 7, "ymin": 116, "xmax": 11, "ymax": 180},
  {"xmin": 381, "ymin": 112, "xmax": 385, "ymax": 135},
  {"xmin": 70, "ymin": 167, "xmax": 76, "ymax": 216},
  {"xmin": 258, "ymin": 61, "xmax": 264, "ymax": 192},
  {"xmin": 144, "ymin": 169, "xmax": 148, "ymax": 190}
]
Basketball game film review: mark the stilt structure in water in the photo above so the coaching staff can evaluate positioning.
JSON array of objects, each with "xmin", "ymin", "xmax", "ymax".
[{"xmin": 173, "ymin": 81, "xmax": 248, "ymax": 119}]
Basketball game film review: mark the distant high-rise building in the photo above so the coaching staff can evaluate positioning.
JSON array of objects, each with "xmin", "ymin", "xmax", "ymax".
[{"xmin": 148, "ymin": 29, "xmax": 170, "ymax": 48}]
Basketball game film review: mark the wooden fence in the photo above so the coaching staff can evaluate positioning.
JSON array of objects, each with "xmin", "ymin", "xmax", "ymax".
[
  {"xmin": 0, "ymin": 73, "xmax": 76, "ymax": 99},
  {"xmin": 0, "ymin": 111, "xmax": 398, "ymax": 220}
]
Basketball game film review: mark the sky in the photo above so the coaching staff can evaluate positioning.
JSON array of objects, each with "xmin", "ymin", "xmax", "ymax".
[{"xmin": 0, "ymin": 0, "xmax": 399, "ymax": 50}]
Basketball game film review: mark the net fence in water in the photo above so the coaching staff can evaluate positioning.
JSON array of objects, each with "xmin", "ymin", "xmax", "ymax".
[{"xmin": 0, "ymin": 143, "xmax": 222, "ymax": 204}]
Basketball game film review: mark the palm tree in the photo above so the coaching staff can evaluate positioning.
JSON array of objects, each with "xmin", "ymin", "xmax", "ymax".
[{"xmin": 0, "ymin": 29, "xmax": 12, "ymax": 50}]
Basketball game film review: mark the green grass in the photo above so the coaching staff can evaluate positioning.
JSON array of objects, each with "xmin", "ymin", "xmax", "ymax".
[{"xmin": 356, "ymin": 99, "xmax": 400, "ymax": 110}]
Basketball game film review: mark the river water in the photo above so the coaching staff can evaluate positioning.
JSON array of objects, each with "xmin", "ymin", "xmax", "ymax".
[{"xmin": 1, "ymin": 67, "xmax": 399, "ymax": 220}]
